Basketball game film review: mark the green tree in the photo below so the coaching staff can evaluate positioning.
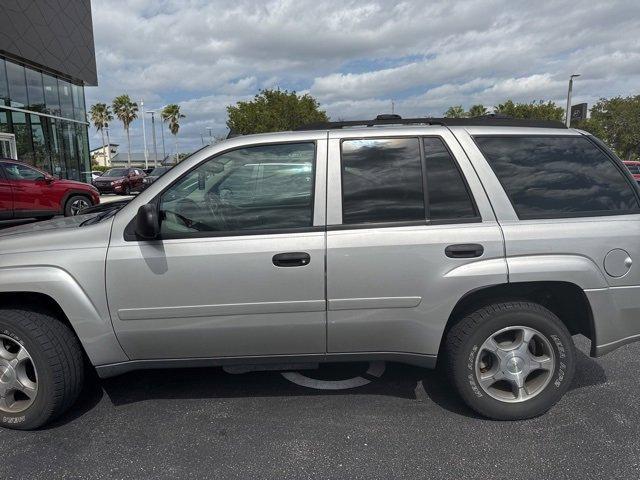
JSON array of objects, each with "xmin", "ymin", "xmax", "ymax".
[
  {"xmin": 494, "ymin": 100, "xmax": 564, "ymax": 122},
  {"xmin": 88, "ymin": 102, "xmax": 113, "ymax": 164},
  {"xmin": 468, "ymin": 104, "xmax": 489, "ymax": 117},
  {"xmin": 226, "ymin": 89, "xmax": 329, "ymax": 135},
  {"xmin": 112, "ymin": 95, "xmax": 138, "ymax": 167},
  {"xmin": 575, "ymin": 96, "xmax": 640, "ymax": 160},
  {"xmin": 444, "ymin": 105, "xmax": 467, "ymax": 118},
  {"xmin": 161, "ymin": 104, "xmax": 185, "ymax": 161}
]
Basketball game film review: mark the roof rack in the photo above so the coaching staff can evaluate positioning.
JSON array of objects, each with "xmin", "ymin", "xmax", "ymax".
[{"xmin": 295, "ymin": 114, "xmax": 567, "ymax": 131}]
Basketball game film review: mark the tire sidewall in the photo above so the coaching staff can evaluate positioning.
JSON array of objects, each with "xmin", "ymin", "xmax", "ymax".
[
  {"xmin": 0, "ymin": 320, "xmax": 56, "ymax": 429},
  {"xmin": 455, "ymin": 306, "xmax": 575, "ymax": 420}
]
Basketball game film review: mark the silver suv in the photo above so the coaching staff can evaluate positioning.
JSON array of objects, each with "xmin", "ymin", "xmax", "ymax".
[{"xmin": 1, "ymin": 115, "xmax": 639, "ymax": 429}]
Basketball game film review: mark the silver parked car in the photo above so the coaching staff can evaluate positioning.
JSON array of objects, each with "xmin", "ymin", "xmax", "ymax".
[{"xmin": 1, "ymin": 115, "xmax": 639, "ymax": 429}]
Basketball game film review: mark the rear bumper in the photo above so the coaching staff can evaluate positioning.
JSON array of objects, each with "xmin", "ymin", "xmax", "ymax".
[{"xmin": 586, "ymin": 286, "xmax": 640, "ymax": 356}]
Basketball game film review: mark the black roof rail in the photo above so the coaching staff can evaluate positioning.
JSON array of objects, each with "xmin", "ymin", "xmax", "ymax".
[{"xmin": 295, "ymin": 114, "xmax": 567, "ymax": 131}]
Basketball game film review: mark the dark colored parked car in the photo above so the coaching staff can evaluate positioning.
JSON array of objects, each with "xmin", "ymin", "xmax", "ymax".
[
  {"xmin": 93, "ymin": 167, "xmax": 146, "ymax": 195},
  {"xmin": 139, "ymin": 166, "xmax": 172, "ymax": 191},
  {"xmin": 623, "ymin": 160, "xmax": 640, "ymax": 183},
  {"xmin": 0, "ymin": 159, "xmax": 100, "ymax": 218}
]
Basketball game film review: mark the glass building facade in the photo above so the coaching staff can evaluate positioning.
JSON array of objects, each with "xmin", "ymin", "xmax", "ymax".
[{"xmin": 0, "ymin": 56, "xmax": 91, "ymax": 183}]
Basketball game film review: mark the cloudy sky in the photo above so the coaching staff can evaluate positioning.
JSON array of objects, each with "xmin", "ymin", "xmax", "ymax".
[{"xmin": 86, "ymin": 0, "xmax": 640, "ymax": 153}]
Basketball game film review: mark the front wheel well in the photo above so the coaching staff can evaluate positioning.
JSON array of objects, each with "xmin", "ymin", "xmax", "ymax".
[
  {"xmin": 0, "ymin": 292, "xmax": 87, "ymax": 354},
  {"xmin": 439, "ymin": 281, "xmax": 594, "ymax": 359}
]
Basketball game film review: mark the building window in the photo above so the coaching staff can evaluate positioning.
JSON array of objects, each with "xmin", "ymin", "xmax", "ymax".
[
  {"xmin": 5, "ymin": 61, "xmax": 28, "ymax": 108},
  {"xmin": 58, "ymin": 79, "xmax": 74, "ymax": 119},
  {"xmin": 72, "ymin": 84, "xmax": 86, "ymax": 122},
  {"xmin": 0, "ymin": 111, "xmax": 9, "ymax": 133},
  {"xmin": 10, "ymin": 112, "xmax": 32, "ymax": 161},
  {"xmin": 29, "ymin": 114, "xmax": 50, "ymax": 172},
  {"xmin": 341, "ymin": 138, "xmax": 425, "ymax": 224},
  {"xmin": 0, "ymin": 59, "xmax": 8, "ymax": 105},
  {"xmin": 43, "ymin": 73, "xmax": 61, "ymax": 116},
  {"xmin": 61, "ymin": 121, "xmax": 79, "ymax": 180},
  {"xmin": 25, "ymin": 68, "xmax": 45, "ymax": 112}
]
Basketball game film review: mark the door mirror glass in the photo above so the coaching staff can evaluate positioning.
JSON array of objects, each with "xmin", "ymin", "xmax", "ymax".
[{"xmin": 135, "ymin": 204, "xmax": 160, "ymax": 239}]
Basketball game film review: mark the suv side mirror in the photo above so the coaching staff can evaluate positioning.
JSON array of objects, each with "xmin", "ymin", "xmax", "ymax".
[
  {"xmin": 44, "ymin": 174, "xmax": 55, "ymax": 183},
  {"xmin": 135, "ymin": 204, "xmax": 160, "ymax": 239}
]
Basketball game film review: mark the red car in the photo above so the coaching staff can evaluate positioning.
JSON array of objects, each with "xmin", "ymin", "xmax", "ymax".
[
  {"xmin": 93, "ymin": 167, "xmax": 146, "ymax": 195},
  {"xmin": 623, "ymin": 160, "xmax": 640, "ymax": 183},
  {"xmin": 0, "ymin": 159, "xmax": 100, "ymax": 219}
]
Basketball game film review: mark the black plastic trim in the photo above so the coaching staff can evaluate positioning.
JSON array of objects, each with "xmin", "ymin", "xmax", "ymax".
[{"xmin": 295, "ymin": 116, "xmax": 567, "ymax": 131}]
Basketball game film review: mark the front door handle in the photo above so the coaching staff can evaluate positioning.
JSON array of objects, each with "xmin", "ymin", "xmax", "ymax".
[
  {"xmin": 273, "ymin": 252, "xmax": 311, "ymax": 267},
  {"xmin": 445, "ymin": 244, "xmax": 484, "ymax": 258}
]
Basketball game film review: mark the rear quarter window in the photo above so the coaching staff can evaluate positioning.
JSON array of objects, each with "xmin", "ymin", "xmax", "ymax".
[{"xmin": 474, "ymin": 135, "xmax": 640, "ymax": 219}]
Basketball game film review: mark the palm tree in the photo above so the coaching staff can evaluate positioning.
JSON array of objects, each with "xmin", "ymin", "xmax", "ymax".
[
  {"xmin": 89, "ymin": 103, "xmax": 113, "ymax": 165},
  {"xmin": 468, "ymin": 104, "xmax": 489, "ymax": 117},
  {"xmin": 444, "ymin": 105, "xmax": 467, "ymax": 118},
  {"xmin": 161, "ymin": 104, "xmax": 185, "ymax": 162},
  {"xmin": 112, "ymin": 94, "xmax": 138, "ymax": 167}
]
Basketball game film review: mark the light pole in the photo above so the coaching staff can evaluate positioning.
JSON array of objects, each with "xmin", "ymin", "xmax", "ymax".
[
  {"xmin": 147, "ymin": 110, "xmax": 158, "ymax": 168},
  {"xmin": 565, "ymin": 74, "xmax": 580, "ymax": 127},
  {"xmin": 140, "ymin": 99, "xmax": 149, "ymax": 169},
  {"xmin": 160, "ymin": 118, "xmax": 167, "ymax": 163},
  {"xmin": 105, "ymin": 125, "xmax": 112, "ymax": 166}
]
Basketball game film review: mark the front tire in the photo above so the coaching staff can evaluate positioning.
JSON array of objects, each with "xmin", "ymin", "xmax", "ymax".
[
  {"xmin": 0, "ymin": 308, "xmax": 84, "ymax": 430},
  {"xmin": 445, "ymin": 301, "xmax": 575, "ymax": 420}
]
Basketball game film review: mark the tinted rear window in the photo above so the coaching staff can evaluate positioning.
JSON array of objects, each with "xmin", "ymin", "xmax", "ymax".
[
  {"xmin": 423, "ymin": 137, "xmax": 477, "ymax": 220},
  {"xmin": 341, "ymin": 138, "xmax": 425, "ymax": 224},
  {"xmin": 475, "ymin": 136, "xmax": 640, "ymax": 219}
]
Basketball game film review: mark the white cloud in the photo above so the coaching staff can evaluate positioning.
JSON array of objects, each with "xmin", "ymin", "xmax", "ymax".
[{"xmin": 86, "ymin": 0, "xmax": 640, "ymax": 152}]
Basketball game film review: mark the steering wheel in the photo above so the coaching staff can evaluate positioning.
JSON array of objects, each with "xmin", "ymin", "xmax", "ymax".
[
  {"xmin": 166, "ymin": 198, "xmax": 201, "ymax": 229},
  {"xmin": 204, "ymin": 191, "xmax": 228, "ymax": 230}
]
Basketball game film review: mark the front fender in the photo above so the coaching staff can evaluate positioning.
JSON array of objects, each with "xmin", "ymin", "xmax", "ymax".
[{"xmin": 0, "ymin": 266, "xmax": 128, "ymax": 365}]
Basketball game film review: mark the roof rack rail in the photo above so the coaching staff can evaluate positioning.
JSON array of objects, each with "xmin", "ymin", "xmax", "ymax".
[{"xmin": 295, "ymin": 114, "xmax": 567, "ymax": 131}]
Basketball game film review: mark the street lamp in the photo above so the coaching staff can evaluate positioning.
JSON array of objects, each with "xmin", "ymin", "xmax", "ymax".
[
  {"xmin": 140, "ymin": 99, "xmax": 149, "ymax": 169},
  {"xmin": 147, "ymin": 110, "xmax": 159, "ymax": 168},
  {"xmin": 565, "ymin": 74, "xmax": 580, "ymax": 127}
]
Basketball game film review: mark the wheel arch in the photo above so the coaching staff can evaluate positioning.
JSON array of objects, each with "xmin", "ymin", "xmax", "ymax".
[
  {"xmin": 0, "ymin": 267, "xmax": 128, "ymax": 365},
  {"xmin": 437, "ymin": 281, "xmax": 595, "ymax": 362}
]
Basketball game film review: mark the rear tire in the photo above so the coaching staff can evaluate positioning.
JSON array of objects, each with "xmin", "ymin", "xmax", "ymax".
[
  {"xmin": 0, "ymin": 308, "xmax": 84, "ymax": 430},
  {"xmin": 64, "ymin": 195, "xmax": 91, "ymax": 216},
  {"xmin": 445, "ymin": 301, "xmax": 575, "ymax": 420}
]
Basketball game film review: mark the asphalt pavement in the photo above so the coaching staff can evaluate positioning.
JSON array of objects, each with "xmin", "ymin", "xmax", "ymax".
[{"xmin": 1, "ymin": 336, "xmax": 639, "ymax": 479}]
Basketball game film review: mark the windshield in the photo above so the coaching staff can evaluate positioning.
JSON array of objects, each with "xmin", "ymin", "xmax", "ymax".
[{"xmin": 103, "ymin": 168, "xmax": 128, "ymax": 177}]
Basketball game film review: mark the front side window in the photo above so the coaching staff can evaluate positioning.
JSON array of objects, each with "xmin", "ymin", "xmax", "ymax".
[
  {"xmin": 475, "ymin": 135, "xmax": 640, "ymax": 219},
  {"xmin": 341, "ymin": 138, "xmax": 424, "ymax": 224},
  {"xmin": 159, "ymin": 142, "xmax": 315, "ymax": 235},
  {"xmin": 1, "ymin": 162, "xmax": 44, "ymax": 181}
]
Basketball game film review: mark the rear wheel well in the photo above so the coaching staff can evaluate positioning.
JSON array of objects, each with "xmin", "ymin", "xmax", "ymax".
[{"xmin": 439, "ymin": 281, "xmax": 594, "ymax": 359}]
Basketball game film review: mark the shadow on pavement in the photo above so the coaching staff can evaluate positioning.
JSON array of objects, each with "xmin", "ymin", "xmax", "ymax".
[{"xmin": 45, "ymin": 338, "xmax": 608, "ymax": 427}]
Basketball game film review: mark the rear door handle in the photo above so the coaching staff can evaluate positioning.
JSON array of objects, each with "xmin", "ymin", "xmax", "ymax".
[
  {"xmin": 272, "ymin": 252, "xmax": 311, "ymax": 267},
  {"xmin": 445, "ymin": 244, "xmax": 484, "ymax": 258}
]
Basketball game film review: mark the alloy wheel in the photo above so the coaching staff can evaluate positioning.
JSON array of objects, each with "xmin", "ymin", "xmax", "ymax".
[
  {"xmin": 0, "ymin": 334, "xmax": 38, "ymax": 413},
  {"xmin": 70, "ymin": 198, "xmax": 90, "ymax": 215},
  {"xmin": 474, "ymin": 325, "xmax": 555, "ymax": 403}
]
